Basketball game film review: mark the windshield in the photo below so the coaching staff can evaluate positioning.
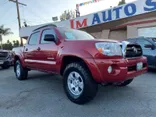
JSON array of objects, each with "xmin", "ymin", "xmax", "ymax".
[{"xmin": 58, "ymin": 27, "xmax": 95, "ymax": 40}]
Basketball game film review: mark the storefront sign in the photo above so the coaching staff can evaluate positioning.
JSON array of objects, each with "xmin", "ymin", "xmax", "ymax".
[
  {"xmin": 68, "ymin": 0, "xmax": 156, "ymax": 29},
  {"xmin": 19, "ymin": 0, "xmax": 156, "ymax": 37}
]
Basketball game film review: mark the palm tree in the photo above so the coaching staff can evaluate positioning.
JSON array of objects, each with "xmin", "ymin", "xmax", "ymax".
[
  {"xmin": 0, "ymin": 25, "xmax": 13, "ymax": 49},
  {"xmin": 118, "ymin": 0, "xmax": 126, "ymax": 6}
]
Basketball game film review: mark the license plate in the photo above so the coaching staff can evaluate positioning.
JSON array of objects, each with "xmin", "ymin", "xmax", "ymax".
[
  {"xmin": 137, "ymin": 62, "xmax": 143, "ymax": 71},
  {"xmin": 0, "ymin": 61, "xmax": 3, "ymax": 65}
]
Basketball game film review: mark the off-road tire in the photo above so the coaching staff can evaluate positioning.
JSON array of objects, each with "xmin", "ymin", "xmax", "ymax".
[
  {"xmin": 63, "ymin": 62, "xmax": 98, "ymax": 104},
  {"xmin": 15, "ymin": 60, "xmax": 28, "ymax": 80}
]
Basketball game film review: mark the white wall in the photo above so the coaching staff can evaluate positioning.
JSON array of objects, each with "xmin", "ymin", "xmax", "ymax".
[
  {"xmin": 109, "ymin": 30, "xmax": 127, "ymax": 40},
  {"xmin": 127, "ymin": 20, "xmax": 156, "ymax": 38}
]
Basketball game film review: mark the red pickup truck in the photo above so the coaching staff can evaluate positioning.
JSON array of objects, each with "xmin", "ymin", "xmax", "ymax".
[{"xmin": 13, "ymin": 24, "xmax": 147, "ymax": 104}]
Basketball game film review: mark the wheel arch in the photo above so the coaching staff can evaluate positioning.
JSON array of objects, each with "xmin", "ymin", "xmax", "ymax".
[
  {"xmin": 60, "ymin": 55, "xmax": 91, "ymax": 76},
  {"xmin": 14, "ymin": 55, "xmax": 26, "ymax": 72}
]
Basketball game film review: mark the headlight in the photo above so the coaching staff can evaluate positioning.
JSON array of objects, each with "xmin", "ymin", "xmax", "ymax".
[{"xmin": 95, "ymin": 42, "xmax": 122, "ymax": 56}]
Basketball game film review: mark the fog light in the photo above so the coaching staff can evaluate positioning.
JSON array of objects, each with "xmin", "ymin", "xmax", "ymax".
[{"xmin": 108, "ymin": 66, "xmax": 112, "ymax": 73}]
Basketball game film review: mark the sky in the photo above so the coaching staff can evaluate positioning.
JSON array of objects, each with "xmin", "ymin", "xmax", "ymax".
[{"xmin": 0, "ymin": 0, "xmax": 136, "ymax": 43}]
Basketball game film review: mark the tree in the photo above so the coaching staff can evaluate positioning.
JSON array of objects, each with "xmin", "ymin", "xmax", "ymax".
[
  {"xmin": 60, "ymin": 10, "xmax": 76, "ymax": 21},
  {"xmin": 0, "ymin": 25, "xmax": 13, "ymax": 49},
  {"xmin": 2, "ymin": 40, "xmax": 19, "ymax": 50},
  {"xmin": 2, "ymin": 40, "xmax": 13, "ymax": 50},
  {"xmin": 118, "ymin": 0, "xmax": 126, "ymax": 6},
  {"xmin": 13, "ymin": 40, "xmax": 20, "ymax": 47}
]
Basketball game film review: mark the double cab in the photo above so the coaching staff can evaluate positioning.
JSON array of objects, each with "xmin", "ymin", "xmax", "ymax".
[{"xmin": 13, "ymin": 24, "xmax": 147, "ymax": 104}]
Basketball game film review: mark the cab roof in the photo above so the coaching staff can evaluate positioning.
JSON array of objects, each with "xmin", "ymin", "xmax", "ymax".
[{"xmin": 33, "ymin": 24, "xmax": 57, "ymax": 32}]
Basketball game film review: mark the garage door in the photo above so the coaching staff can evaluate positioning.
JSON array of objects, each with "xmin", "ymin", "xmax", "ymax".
[{"xmin": 138, "ymin": 27, "xmax": 156, "ymax": 37}]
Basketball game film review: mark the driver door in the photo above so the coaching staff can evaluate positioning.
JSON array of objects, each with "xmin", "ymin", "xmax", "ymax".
[{"xmin": 34, "ymin": 28, "xmax": 58, "ymax": 72}]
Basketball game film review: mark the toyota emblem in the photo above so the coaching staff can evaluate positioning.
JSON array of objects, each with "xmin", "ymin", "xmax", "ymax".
[{"xmin": 132, "ymin": 46, "xmax": 138, "ymax": 54}]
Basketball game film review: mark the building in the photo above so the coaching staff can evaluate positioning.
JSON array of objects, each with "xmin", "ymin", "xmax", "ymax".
[{"xmin": 20, "ymin": 0, "xmax": 156, "ymax": 41}]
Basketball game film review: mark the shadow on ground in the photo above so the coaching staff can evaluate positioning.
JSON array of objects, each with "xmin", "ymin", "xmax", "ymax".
[{"xmin": 26, "ymin": 71, "xmax": 137, "ymax": 106}]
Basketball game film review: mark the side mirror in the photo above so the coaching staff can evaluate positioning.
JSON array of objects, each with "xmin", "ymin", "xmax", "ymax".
[
  {"xmin": 44, "ymin": 34, "xmax": 55, "ymax": 42},
  {"xmin": 144, "ymin": 44, "xmax": 155, "ymax": 50}
]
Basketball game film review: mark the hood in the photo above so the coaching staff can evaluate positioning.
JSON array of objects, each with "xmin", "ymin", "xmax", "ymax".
[
  {"xmin": 0, "ymin": 50, "xmax": 10, "ymax": 53},
  {"xmin": 63, "ymin": 39, "xmax": 125, "ymax": 52},
  {"xmin": 64, "ymin": 39, "xmax": 119, "ymax": 43},
  {"xmin": 63, "ymin": 39, "xmax": 132, "ymax": 58},
  {"xmin": 65, "ymin": 39, "xmax": 131, "ymax": 56}
]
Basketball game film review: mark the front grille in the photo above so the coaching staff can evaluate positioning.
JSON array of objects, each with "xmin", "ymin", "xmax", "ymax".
[
  {"xmin": 0, "ymin": 52, "xmax": 8, "ymax": 60},
  {"xmin": 128, "ymin": 65, "xmax": 136, "ymax": 71},
  {"xmin": 128, "ymin": 63, "xmax": 146, "ymax": 72},
  {"xmin": 125, "ymin": 44, "xmax": 142, "ymax": 58}
]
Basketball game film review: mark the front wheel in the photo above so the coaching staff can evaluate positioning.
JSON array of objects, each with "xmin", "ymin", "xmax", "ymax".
[
  {"xmin": 114, "ymin": 79, "xmax": 134, "ymax": 87},
  {"xmin": 15, "ymin": 60, "xmax": 28, "ymax": 80},
  {"xmin": 63, "ymin": 62, "xmax": 98, "ymax": 104}
]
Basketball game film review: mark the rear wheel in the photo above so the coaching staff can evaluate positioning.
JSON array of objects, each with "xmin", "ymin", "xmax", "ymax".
[
  {"xmin": 15, "ymin": 60, "xmax": 28, "ymax": 80},
  {"xmin": 114, "ymin": 79, "xmax": 133, "ymax": 87},
  {"xmin": 63, "ymin": 62, "xmax": 98, "ymax": 104}
]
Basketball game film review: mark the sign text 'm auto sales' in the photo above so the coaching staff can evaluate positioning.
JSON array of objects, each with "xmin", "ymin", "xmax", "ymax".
[{"xmin": 67, "ymin": 0, "xmax": 156, "ymax": 29}]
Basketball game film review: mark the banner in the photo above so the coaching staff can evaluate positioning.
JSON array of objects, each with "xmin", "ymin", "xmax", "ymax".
[
  {"xmin": 76, "ymin": 0, "xmax": 103, "ymax": 17},
  {"xmin": 76, "ymin": 0, "xmax": 103, "ymax": 7},
  {"xmin": 71, "ymin": 0, "xmax": 156, "ymax": 29}
]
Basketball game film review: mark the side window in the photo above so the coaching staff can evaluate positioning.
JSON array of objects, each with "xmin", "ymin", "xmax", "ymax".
[
  {"xmin": 137, "ymin": 39, "xmax": 152, "ymax": 49},
  {"xmin": 28, "ymin": 32, "xmax": 40, "ymax": 45},
  {"xmin": 41, "ymin": 29, "xmax": 56, "ymax": 44}
]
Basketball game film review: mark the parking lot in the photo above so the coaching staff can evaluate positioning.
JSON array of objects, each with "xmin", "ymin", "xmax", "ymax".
[{"xmin": 0, "ymin": 67, "xmax": 156, "ymax": 117}]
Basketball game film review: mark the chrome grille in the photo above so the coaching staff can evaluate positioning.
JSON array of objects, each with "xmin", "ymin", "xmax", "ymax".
[
  {"xmin": 0, "ymin": 52, "xmax": 8, "ymax": 60},
  {"xmin": 125, "ymin": 44, "xmax": 142, "ymax": 58}
]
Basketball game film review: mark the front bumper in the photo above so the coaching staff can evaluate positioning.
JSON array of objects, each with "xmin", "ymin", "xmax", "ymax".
[
  {"xmin": 0, "ymin": 60, "xmax": 4, "ymax": 66},
  {"xmin": 86, "ymin": 56, "xmax": 148, "ymax": 83},
  {"xmin": 0, "ymin": 60, "xmax": 12, "ymax": 66}
]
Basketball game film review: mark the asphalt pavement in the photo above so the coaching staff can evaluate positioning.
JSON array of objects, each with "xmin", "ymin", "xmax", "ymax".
[{"xmin": 0, "ymin": 67, "xmax": 156, "ymax": 117}]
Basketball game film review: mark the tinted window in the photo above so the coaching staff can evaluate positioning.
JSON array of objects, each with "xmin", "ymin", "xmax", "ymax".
[
  {"xmin": 28, "ymin": 32, "xmax": 40, "ymax": 45},
  {"xmin": 41, "ymin": 29, "xmax": 56, "ymax": 44},
  {"xmin": 58, "ymin": 28, "xmax": 94, "ymax": 40},
  {"xmin": 137, "ymin": 39, "xmax": 152, "ymax": 49}
]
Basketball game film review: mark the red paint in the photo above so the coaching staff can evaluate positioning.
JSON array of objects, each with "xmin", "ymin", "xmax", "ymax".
[
  {"xmin": 13, "ymin": 26, "xmax": 148, "ymax": 83},
  {"xmin": 70, "ymin": 18, "xmax": 88, "ymax": 29}
]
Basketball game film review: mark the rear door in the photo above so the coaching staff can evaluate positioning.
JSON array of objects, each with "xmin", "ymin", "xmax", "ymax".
[
  {"xmin": 24, "ymin": 31, "xmax": 40, "ymax": 69},
  {"xmin": 35, "ymin": 28, "xmax": 58, "ymax": 72},
  {"xmin": 136, "ymin": 39, "xmax": 155, "ymax": 67}
]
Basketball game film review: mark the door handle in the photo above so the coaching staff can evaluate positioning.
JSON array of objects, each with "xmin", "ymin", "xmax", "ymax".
[
  {"xmin": 37, "ymin": 47, "xmax": 41, "ymax": 51},
  {"xmin": 25, "ymin": 48, "xmax": 28, "ymax": 51}
]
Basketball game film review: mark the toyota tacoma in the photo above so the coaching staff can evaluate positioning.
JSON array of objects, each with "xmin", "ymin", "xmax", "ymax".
[{"xmin": 12, "ymin": 24, "xmax": 148, "ymax": 104}]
